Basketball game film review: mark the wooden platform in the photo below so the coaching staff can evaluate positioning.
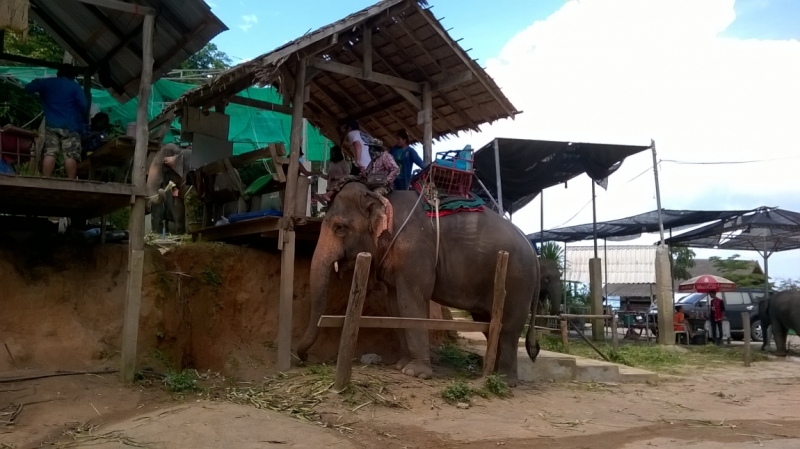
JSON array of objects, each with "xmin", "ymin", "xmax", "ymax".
[
  {"xmin": 0, "ymin": 174, "xmax": 144, "ymax": 217},
  {"xmin": 191, "ymin": 215, "xmax": 323, "ymax": 243},
  {"xmin": 76, "ymin": 137, "xmax": 161, "ymax": 177}
]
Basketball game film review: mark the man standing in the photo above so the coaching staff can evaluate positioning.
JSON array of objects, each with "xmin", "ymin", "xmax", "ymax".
[
  {"xmin": 344, "ymin": 120, "xmax": 372, "ymax": 176},
  {"xmin": 389, "ymin": 129, "xmax": 425, "ymax": 190},
  {"xmin": 25, "ymin": 66, "xmax": 87, "ymax": 178},
  {"xmin": 709, "ymin": 291, "xmax": 726, "ymax": 345}
]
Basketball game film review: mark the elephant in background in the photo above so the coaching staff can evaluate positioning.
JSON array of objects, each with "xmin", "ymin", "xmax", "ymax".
[
  {"xmin": 147, "ymin": 144, "xmax": 192, "ymax": 234},
  {"xmin": 295, "ymin": 182, "xmax": 541, "ymax": 386},
  {"xmin": 538, "ymin": 257, "xmax": 562, "ymax": 316},
  {"xmin": 758, "ymin": 291, "xmax": 800, "ymax": 356}
]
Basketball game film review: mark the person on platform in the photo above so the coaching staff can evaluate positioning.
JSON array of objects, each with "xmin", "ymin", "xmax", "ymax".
[
  {"xmin": 81, "ymin": 112, "xmax": 110, "ymax": 156},
  {"xmin": 313, "ymin": 146, "xmax": 350, "ymax": 206},
  {"xmin": 709, "ymin": 291, "xmax": 726, "ymax": 345},
  {"xmin": 25, "ymin": 66, "xmax": 88, "ymax": 178},
  {"xmin": 389, "ymin": 129, "xmax": 425, "ymax": 190},
  {"xmin": 364, "ymin": 143, "xmax": 399, "ymax": 196},
  {"xmin": 344, "ymin": 120, "xmax": 374, "ymax": 176}
]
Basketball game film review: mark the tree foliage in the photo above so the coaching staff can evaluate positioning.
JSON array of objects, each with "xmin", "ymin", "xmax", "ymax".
[
  {"xmin": 539, "ymin": 241, "xmax": 564, "ymax": 272},
  {"xmin": 3, "ymin": 20, "xmax": 64, "ymax": 63},
  {"xmin": 709, "ymin": 254, "xmax": 768, "ymax": 288},
  {"xmin": 670, "ymin": 245, "xmax": 696, "ymax": 280},
  {"xmin": 179, "ymin": 43, "xmax": 232, "ymax": 71},
  {"xmin": 775, "ymin": 278, "xmax": 800, "ymax": 292}
]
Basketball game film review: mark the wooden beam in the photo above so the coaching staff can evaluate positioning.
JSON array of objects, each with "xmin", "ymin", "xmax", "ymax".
[
  {"xmin": 422, "ymin": 82, "xmax": 432, "ymax": 164},
  {"xmin": 193, "ymin": 215, "xmax": 282, "ymax": 241},
  {"xmin": 0, "ymin": 175, "xmax": 143, "ymax": 196},
  {"xmin": 363, "ymin": 26, "xmax": 373, "ymax": 79},
  {"xmin": 483, "ymin": 251, "xmax": 509, "ymax": 377},
  {"xmin": 0, "ymin": 53, "xmax": 81, "ymax": 71},
  {"xmin": 309, "ymin": 57, "xmax": 422, "ymax": 93},
  {"xmin": 76, "ymin": 0, "xmax": 156, "ymax": 15},
  {"xmin": 277, "ymin": 58, "xmax": 308, "ymax": 373},
  {"xmin": 333, "ymin": 252, "xmax": 371, "ymax": 392},
  {"xmin": 393, "ymin": 87, "xmax": 422, "ymax": 110},
  {"xmin": 410, "ymin": 3, "xmax": 517, "ymax": 118},
  {"xmin": 374, "ymin": 28, "xmax": 468, "ymax": 132},
  {"xmin": 348, "ymin": 95, "xmax": 406, "ymax": 122},
  {"xmin": 228, "ymin": 96, "xmax": 293, "ymax": 115},
  {"xmin": 120, "ymin": 13, "xmax": 154, "ymax": 384},
  {"xmin": 432, "ymin": 70, "xmax": 473, "ymax": 91},
  {"xmin": 318, "ymin": 316, "xmax": 490, "ymax": 333}
]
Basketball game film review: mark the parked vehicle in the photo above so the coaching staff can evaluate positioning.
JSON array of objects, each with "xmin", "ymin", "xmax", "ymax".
[{"xmin": 648, "ymin": 288, "xmax": 773, "ymax": 341}]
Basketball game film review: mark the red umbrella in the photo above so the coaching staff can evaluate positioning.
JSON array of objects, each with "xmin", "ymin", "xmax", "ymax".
[{"xmin": 678, "ymin": 274, "xmax": 736, "ymax": 293}]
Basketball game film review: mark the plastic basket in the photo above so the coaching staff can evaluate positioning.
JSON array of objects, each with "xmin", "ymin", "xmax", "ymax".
[{"xmin": 416, "ymin": 148, "xmax": 474, "ymax": 197}]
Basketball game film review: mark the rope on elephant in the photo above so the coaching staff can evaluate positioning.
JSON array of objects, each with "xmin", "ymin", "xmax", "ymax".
[{"xmin": 378, "ymin": 188, "xmax": 425, "ymax": 268}]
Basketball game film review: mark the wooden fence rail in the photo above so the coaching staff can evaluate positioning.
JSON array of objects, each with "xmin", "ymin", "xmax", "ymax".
[{"xmin": 324, "ymin": 250, "xmax": 510, "ymax": 391}]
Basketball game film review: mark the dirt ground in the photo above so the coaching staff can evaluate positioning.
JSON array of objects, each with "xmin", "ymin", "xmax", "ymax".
[{"xmin": 3, "ymin": 354, "xmax": 800, "ymax": 449}]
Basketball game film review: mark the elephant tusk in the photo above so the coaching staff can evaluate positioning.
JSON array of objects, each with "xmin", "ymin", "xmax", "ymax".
[{"xmin": 334, "ymin": 261, "xmax": 339, "ymax": 273}]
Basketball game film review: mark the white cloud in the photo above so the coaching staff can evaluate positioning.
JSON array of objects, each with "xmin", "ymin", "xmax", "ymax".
[
  {"xmin": 239, "ymin": 14, "xmax": 259, "ymax": 32},
  {"xmin": 433, "ymin": 0, "xmax": 800, "ymax": 280}
]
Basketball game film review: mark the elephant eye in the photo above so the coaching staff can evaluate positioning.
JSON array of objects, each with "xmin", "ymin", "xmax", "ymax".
[{"xmin": 334, "ymin": 223, "xmax": 348, "ymax": 236}]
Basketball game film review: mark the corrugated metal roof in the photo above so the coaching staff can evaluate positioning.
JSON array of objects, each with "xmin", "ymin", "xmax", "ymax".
[
  {"xmin": 29, "ymin": 0, "xmax": 227, "ymax": 102},
  {"xmin": 565, "ymin": 245, "xmax": 657, "ymax": 285}
]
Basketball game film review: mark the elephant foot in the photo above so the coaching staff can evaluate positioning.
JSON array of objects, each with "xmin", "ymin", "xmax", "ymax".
[
  {"xmin": 394, "ymin": 356, "xmax": 411, "ymax": 371},
  {"xmin": 401, "ymin": 360, "xmax": 432, "ymax": 379}
]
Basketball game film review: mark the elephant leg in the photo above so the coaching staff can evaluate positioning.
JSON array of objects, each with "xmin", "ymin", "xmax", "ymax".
[
  {"xmin": 773, "ymin": 321, "xmax": 788, "ymax": 356},
  {"xmin": 396, "ymin": 278, "xmax": 432, "ymax": 379},
  {"xmin": 151, "ymin": 203, "xmax": 165, "ymax": 234},
  {"xmin": 761, "ymin": 326, "xmax": 772, "ymax": 351},
  {"xmin": 388, "ymin": 289, "xmax": 411, "ymax": 371},
  {"xmin": 174, "ymin": 195, "xmax": 187, "ymax": 234}
]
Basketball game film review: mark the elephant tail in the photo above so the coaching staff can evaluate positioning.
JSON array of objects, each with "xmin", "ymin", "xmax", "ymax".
[{"xmin": 525, "ymin": 262, "xmax": 542, "ymax": 363}]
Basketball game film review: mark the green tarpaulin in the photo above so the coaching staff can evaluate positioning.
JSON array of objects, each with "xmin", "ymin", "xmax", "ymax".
[{"xmin": 0, "ymin": 66, "xmax": 330, "ymax": 161}]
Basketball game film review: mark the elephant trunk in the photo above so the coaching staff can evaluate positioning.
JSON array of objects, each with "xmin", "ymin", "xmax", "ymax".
[
  {"xmin": 549, "ymin": 281, "xmax": 563, "ymax": 316},
  {"xmin": 296, "ymin": 227, "xmax": 343, "ymax": 361},
  {"xmin": 146, "ymin": 156, "xmax": 167, "ymax": 205}
]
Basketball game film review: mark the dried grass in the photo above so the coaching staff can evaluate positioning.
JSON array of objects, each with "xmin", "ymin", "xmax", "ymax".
[
  {"xmin": 207, "ymin": 365, "xmax": 409, "ymax": 422},
  {"xmin": 42, "ymin": 422, "xmax": 150, "ymax": 448}
]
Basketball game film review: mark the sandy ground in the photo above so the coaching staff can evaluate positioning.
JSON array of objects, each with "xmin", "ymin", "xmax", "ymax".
[{"xmin": 3, "ymin": 353, "xmax": 800, "ymax": 449}]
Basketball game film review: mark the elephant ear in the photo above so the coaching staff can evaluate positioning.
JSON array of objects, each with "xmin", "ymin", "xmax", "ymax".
[{"xmin": 362, "ymin": 191, "xmax": 394, "ymax": 251}]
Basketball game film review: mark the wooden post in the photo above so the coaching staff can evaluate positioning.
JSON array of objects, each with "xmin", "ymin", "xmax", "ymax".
[
  {"xmin": 560, "ymin": 319, "xmax": 569, "ymax": 353},
  {"xmin": 483, "ymin": 251, "xmax": 509, "ymax": 377},
  {"xmin": 333, "ymin": 253, "xmax": 372, "ymax": 392},
  {"xmin": 611, "ymin": 314, "xmax": 619, "ymax": 350},
  {"xmin": 276, "ymin": 58, "xmax": 307, "ymax": 372},
  {"xmin": 742, "ymin": 312, "xmax": 751, "ymax": 367},
  {"xmin": 362, "ymin": 25, "xmax": 372, "ymax": 79},
  {"xmin": 83, "ymin": 72, "xmax": 93, "ymax": 123},
  {"xmin": 120, "ymin": 13, "xmax": 154, "ymax": 383},
  {"xmin": 421, "ymin": 81, "xmax": 432, "ymax": 165},
  {"xmin": 100, "ymin": 215, "xmax": 107, "ymax": 244}
]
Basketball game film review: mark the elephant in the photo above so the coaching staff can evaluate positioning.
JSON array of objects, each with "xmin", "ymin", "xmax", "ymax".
[
  {"xmin": 146, "ymin": 144, "xmax": 192, "ymax": 234},
  {"xmin": 758, "ymin": 290, "xmax": 800, "ymax": 356},
  {"xmin": 295, "ymin": 181, "xmax": 541, "ymax": 386},
  {"xmin": 538, "ymin": 257, "xmax": 563, "ymax": 316}
]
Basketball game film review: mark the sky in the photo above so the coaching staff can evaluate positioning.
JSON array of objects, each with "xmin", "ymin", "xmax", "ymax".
[{"xmin": 205, "ymin": 0, "xmax": 800, "ymax": 283}]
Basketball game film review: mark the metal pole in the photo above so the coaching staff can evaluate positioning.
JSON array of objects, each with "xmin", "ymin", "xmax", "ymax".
[
  {"xmin": 651, "ymin": 139, "xmax": 665, "ymax": 245},
  {"xmin": 604, "ymin": 239, "xmax": 608, "ymax": 302},
  {"xmin": 493, "ymin": 139, "xmax": 504, "ymax": 213},
  {"xmin": 540, "ymin": 191, "xmax": 544, "ymax": 236},
  {"xmin": 563, "ymin": 241, "xmax": 568, "ymax": 314},
  {"xmin": 763, "ymin": 237, "xmax": 770, "ymax": 301},
  {"xmin": 592, "ymin": 180, "xmax": 598, "ymax": 258},
  {"xmin": 668, "ymin": 228, "xmax": 675, "ymax": 294}
]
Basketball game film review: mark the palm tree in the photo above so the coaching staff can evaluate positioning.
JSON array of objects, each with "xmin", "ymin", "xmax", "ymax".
[{"xmin": 539, "ymin": 241, "xmax": 564, "ymax": 272}]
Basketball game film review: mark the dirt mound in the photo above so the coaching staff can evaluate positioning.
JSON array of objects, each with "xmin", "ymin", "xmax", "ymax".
[{"xmin": 0, "ymin": 239, "xmax": 451, "ymax": 379}]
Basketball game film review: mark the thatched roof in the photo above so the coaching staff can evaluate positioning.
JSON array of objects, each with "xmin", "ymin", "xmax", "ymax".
[{"xmin": 158, "ymin": 0, "xmax": 519, "ymax": 145}]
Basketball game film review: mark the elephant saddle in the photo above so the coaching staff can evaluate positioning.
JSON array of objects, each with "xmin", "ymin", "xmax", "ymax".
[{"xmin": 410, "ymin": 180, "xmax": 485, "ymax": 218}]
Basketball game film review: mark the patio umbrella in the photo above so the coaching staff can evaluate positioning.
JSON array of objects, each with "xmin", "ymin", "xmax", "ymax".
[{"xmin": 678, "ymin": 275, "xmax": 736, "ymax": 293}]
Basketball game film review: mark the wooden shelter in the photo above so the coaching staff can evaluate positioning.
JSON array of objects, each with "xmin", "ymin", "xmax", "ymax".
[
  {"xmin": 0, "ymin": 0, "xmax": 226, "ymax": 382},
  {"xmin": 156, "ymin": 0, "xmax": 519, "ymax": 371}
]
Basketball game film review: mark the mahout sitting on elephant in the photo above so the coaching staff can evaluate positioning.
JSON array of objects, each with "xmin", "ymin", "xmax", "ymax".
[{"xmin": 295, "ymin": 178, "xmax": 541, "ymax": 386}]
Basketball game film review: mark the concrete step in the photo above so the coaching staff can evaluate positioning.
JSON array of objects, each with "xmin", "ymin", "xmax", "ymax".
[{"xmin": 457, "ymin": 332, "xmax": 658, "ymax": 384}]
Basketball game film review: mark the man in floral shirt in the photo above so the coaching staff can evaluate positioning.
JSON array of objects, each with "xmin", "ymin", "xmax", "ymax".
[{"xmin": 365, "ymin": 145, "xmax": 398, "ymax": 195}]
